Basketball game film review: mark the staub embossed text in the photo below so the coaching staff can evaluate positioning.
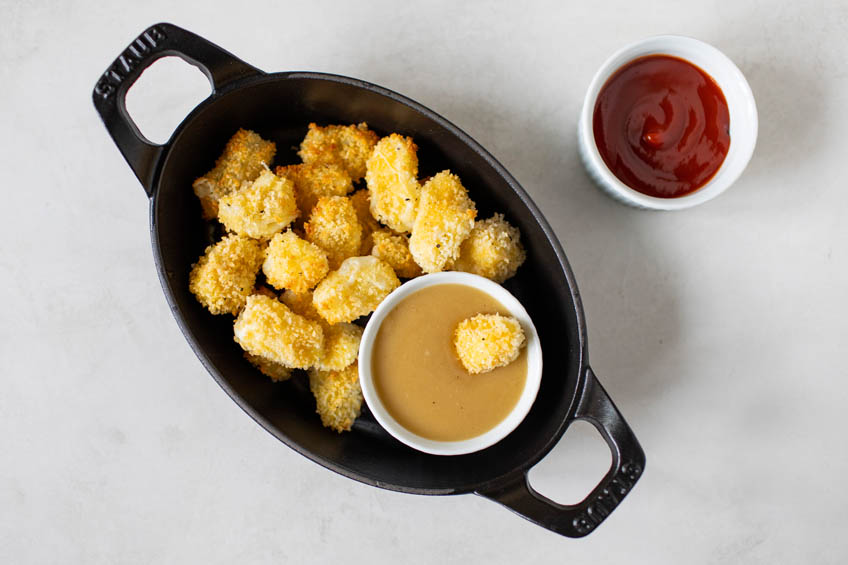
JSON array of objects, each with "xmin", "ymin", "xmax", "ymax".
[
  {"xmin": 94, "ymin": 26, "xmax": 167, "ymax": 99},
  {"xmin": 572, "ymin": 461, "xmax": 642, "ymax": 534}
]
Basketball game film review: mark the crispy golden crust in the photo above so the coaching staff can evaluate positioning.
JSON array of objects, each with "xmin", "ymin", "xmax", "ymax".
[
  {"xmin": 453, "ymin": 314, "xmax": 526, "ymax": 374},
  {"xmin": 315, "ymin": 323, "xmax": 362, "ymax": 371},
  {"xmin": 298, "ymin": 123, "xmax": 378, "ymax": 181},
  {"xmin": 262, "ymin": 231, "xmax": 329, "ymax": 293},
  {"xmin": 350, "ymin": 189, "xmax": 382, "ymax": 254},
  {"xmin": 449, "ymin": 214, "xmax": 526, "ymax": 283},
  {"xmin": 365, "ymin": 134, "xmax": 421, "ymax": 233},
  {"xmin": 308, "ymin": 362, "xmax": 363, "ymax": 432},
  {"xmin": 312, "ymin": 256, "xmax": 400, "ymax": 324},
  {"xmin": 370, "ymin": 229, "xmax": 422, "ymax": 279},
  {"xmin": 304, "ymin": 196, "xmax": 362, "ymax": 270},
  {"xmin": 233, "ymin": 294, "xmax": 324, "ymax": 369},
  {"xmin": 188, "ymin": 234, "xmax": 264, "ymax": 315},
  {"xmin": 279, "ymin": 289, "xmax": 321, "ymax": 320},
  {"xmin": 244, "ymin": 352, "xmax": 292, "ymax": 382},
  {"xmin": 279, "ymin": 289, "xmax": 362, "ymax": 370},
  {"xmin": 192, "ymin": 129, "xmax": 276, "ymax": 219},
  {"xmin": 409, "ymin": 171, "xmax": 477, "ymax": 273},
  {"xmin": 217, "ymin": 169, "xmax": 298, "ymax": 239},
  {"xmin": 275, "ymin": 162, "xmax": 353, "ymax": 221}
]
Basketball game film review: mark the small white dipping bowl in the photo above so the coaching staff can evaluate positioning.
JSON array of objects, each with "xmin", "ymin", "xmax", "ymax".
[
  {"xmin": 578, "ymin": 35, "xmax": 758, "ymax": 210},
  {"xmin": 358, "ymin": 272, "xmax": 543, "ymax": 456}
]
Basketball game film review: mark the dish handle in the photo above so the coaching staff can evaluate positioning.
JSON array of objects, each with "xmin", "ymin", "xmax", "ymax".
[
  {"xmin": 476, "ymin": 366, "xmax": 645, "ymax": 537},
  {"xmin": 91, "ymin": 23, "xmax": 262, "ymax": 196}
]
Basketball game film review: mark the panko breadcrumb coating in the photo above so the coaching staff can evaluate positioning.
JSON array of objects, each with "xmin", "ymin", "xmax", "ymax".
[
  {"xmin": 313, "ymin": 256, "xmax": 400, "ymax": 324},
  {"xmin": 279, "ymin": 289, "xmax": 321, "ymax": 320},
  {"xmin": 298, "ymin": 123, "xmax": 378, "ymax": 181},
  {"xmin": 370, "ymin": 229, "xmax": 422, "ymax": 279},
  {"xmin": 308, "ymin": 362, "xmax": 363, "ymax": 432},
  {"xmin": 350, "ymin": 189, "xmax": 382, "ymax": 254},
  {"xmin": 262, "ymin": 231, "xmax": 329, "ymax": 293},
  {"xmin": 453, "ymin": 313, "xmax": 526, "ymax": 374},
  {"xmin": 233, "ymin": 295, "xmax": 324, "ymax": 369},
  {"xmin": 275, "ymin": 162, "xmax": 353, "ymax": 220},
  {"xmin": 217, "ymin": 169, "xmax": 298, "ymax": 239},
  {"xmin": 304, "ymin": 196, "xmax": 362, "ymax": 269},
  {"xmin": 365, "ymin": 134, "xmax": 421, "ymax": 233},
  {"xmin": 280, "ymin": 289, "xmax": 362, "ymax": 371},
  {"xmin": 409, "ymin": 171, "xmax": 477, "ymax": 273},
  {"xmin": 192, "ymin": 129, "xmax": 276, "ymax": 219},
  {"xmin": 315, "ymin": 323, "xmax": 363, "ymax": 371},
  {"xmin": 450, "ymin": 214, "xmax": 526, "ymax": 283},
  {"xmin": 188, "ymin": 234, "xmax": 264, "ymax": 315},
  {"xmin": 244, "ymin": 352, "xmax": 292, "ymax": 382}
]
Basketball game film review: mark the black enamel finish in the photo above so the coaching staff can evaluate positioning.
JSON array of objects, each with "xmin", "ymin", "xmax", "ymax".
[
  {"xmin": 92, "ymin": 23, "xmax": 645, "ymax": 537},
  {"xmin": 478, "ymin": 368, "xmax": 644, "ymax": 537}
]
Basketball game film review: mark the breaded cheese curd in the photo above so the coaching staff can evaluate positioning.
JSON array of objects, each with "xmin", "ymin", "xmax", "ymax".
[
  {"xmin": 308, "ymin": 362, "xmax": 363, "ymax": 432},
  {"xmin": 279, "ymin": 289, "xmax": 321, "ymax": 320},
  {"xmin": 298, "ymin": 123, "xmax": 378, "ymax": 181},
  {"xmin": 312, "ymin": 256, "xmax": 400, "ymax": 324},
  {"xmin": 233, "ymin": 294, "xmax": 324, "ymax": 369},
  {"xmin": 217, "ymin": 169, "xmax": 298, "ymax": 239},
  {"xmin": 304, "ymin": 196, "xmax": 362, "ymax": 269},
  {"xmin": 275, "ymin": 162, "xmax": 353, "ymax": 220},
  {"xmin": 314, "ymin": 323, "xmax": 363, "ymax": 371},
  {"xmin": 193, "ymin": 129, "xmax": 276, "ymax": 219},
  {"xmin": 262, "ymin": 231, "xmax": 329, "ymax": 293},
  {"xmin": 279, "ymin": 289, "xmax": 362, "ymax": 371},
  {"xmin": 350, "ymin": 188, "xmax": 382, "ymax": 254},
  {"xmin": 244, "ymin": 352, "xmax": 292, "ymax": 382},
  {"xmin": 365, "ymin": 134, "xmax": 421, "ymax": 233},
  {"xmin": 450, "ymin": 214, "xmax": 526, "ymax": 283},
  {"xmin": 189, "ymin": 234, "xmax": 264, "ymax": 315},
  {"xmin": 453, "ymin": 313, "xmax": 526, "ymax": 374},
  {"xmin": 409, "ymin": 171, "xmax": 477, "ymax": 273},
  {"xmin": 370, "ymin": 229, "xmax": 422, "ymax": 279}
]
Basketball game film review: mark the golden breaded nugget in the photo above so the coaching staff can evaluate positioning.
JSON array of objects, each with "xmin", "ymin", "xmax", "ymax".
[
  {"xmin": 350, "ymin": 189, "xmax": 382, "ymax": 254},
  {"xmin": 315, "ymin": 323, "xmax": 362, "ymax": 371},
  {"xmin": 275, "ymin": 162, "xmax": 353, "ymax": 220},
  {"xmin": 304, "ymin": 196, "xmax": 362, "ymax": 270},
  {"xmin": 262, "ymin": 231, "xmax": 329, "ymax": 293},
  {"xmin": 298, "ymin": 123, "xmax": 378, "ymax": 181},
  {"xmin": 313, "ymin": 256, "xmax": 400, "ymax": 324},
  {"xmin": 450, "ymin": 214, "xmax": 526, "ymax": 283},
  {"xmin": 308, "ymin": 362, "xmax": 363, "ymax": 432},
  {"xmin": 409, "ymin": 171, "xmax": 477, "ymax": 273},
  {"xmin": 244, "ymin": 352, "xmax": 292, "ymax": 382},
  {"xmin": 233, "ymin": 295, "xmax": 324, "ymax": 369},
  {"xmin": 370, "ymin": 229, "xmax": 422, "ymax": 279},
  {"xmin": 280, "ymin": 289, "xmax": 361, "ymax": 370},
  {"xmin": 365, "ymin": 134, "xmax": 421, "ymax": 233},
  {"xmin": 192, "ymin": 129, "xmax": 276, "ymax": 219},
  {"xmin": 217, "ymin": 169, "xmax": 298, "ymax": 239},
  {"xmin": 453, "ymin": 314, "xmax": 526, "ymax": 374},
  {"xmin": 189, "ymin": 234, "xmax": 264, "ymax": 315},
  {"xmin": 279, "ymin": 289, "xmax": 321, "ymax": 320}
]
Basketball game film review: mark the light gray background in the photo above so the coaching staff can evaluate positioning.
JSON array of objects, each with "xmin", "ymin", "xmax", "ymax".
[{"xmin": 2, "ymin": 1, "xmax": 847, "ymax": 562}]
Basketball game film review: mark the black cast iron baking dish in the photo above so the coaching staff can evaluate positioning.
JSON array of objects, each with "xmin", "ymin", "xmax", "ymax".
[{"xmin": 93, "ymin": 23, "xmax": 645, "ymax": 538}]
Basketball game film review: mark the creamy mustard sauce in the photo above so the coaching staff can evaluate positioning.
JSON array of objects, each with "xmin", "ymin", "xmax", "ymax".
[{"xmin": 372, "ymin": 284, "xmax": 527, "ymax": 441}]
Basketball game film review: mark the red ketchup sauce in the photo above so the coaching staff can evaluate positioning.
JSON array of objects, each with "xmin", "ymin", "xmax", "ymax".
[{"xmin": 593, "ymin": 55, "xmax": 730, "ymax": 198}]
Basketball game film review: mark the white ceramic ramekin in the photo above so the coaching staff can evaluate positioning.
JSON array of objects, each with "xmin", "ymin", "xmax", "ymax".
[
  {"xmin": 358, "ymin": 272, "xmax": 543, "ymax": 456},
  {"xmin": 578, "ymin": 35, "xmax": 758, "ymax": 210}
]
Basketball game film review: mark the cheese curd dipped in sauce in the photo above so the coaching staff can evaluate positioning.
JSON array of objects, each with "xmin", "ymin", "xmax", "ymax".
[
  {"xmin": 593, "ymin": 54, "xmax": 730, "ymax": 198},
  {"xmin": 371, "ymin": 284, "xmax": 527, "ymax": 442}
]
